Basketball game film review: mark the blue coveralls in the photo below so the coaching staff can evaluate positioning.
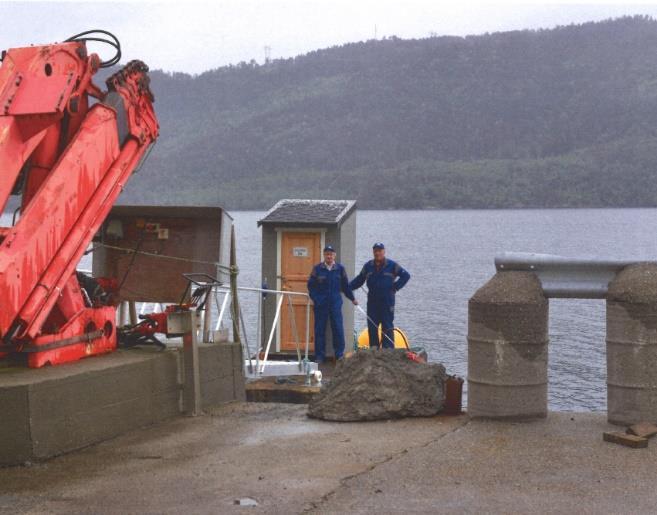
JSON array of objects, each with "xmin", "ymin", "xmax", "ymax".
[
  {"xmin": 307, "ymin": 262, "xmax": 355, "ymax": 362},
  {"xmin": 349, "ymin": 259, "xmax": 410, "ymax": 349}
]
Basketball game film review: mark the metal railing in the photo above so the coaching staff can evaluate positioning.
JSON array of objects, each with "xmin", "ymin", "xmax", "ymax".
[
  {"xmin": 211, "ymin": 285, "xmax": 312, "ymax": 375},
  {"xmin": 495, "ymin": 252, "xmax": 654, "ymax": 298},
  {"xmin": 113, "ymin": 284, "xmax": 313, "ymax": 376}
]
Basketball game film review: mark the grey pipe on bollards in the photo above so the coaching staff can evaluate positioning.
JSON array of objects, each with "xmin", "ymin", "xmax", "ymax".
[
  {"xmin": 606, "ymin": 263, "xmax": 657, "ymax": 426},
  {"xmin": 468, "ymin": 271, "xmax": 549, "ymax": 419}
]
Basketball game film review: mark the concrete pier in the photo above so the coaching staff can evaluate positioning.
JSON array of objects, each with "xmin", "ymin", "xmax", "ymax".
[
  {"xmin": 607, "ymin": 263, "xmax": 657, "ymax": 426},
  {"xmin": 468, "ymin": 271, "xmax": 549, "ymax": 419},
  {"xmin": 2, "ymin": 406, "xmax": 657, "ymax": 514},
  {"xmin": 0, "ymin": 343, "xmax": 245, "ymax": 466}
]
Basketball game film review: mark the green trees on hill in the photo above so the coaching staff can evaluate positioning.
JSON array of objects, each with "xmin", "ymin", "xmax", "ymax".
[{"xmin": 120, "ymin": 16, "xmax": 657, "ymax": 209}]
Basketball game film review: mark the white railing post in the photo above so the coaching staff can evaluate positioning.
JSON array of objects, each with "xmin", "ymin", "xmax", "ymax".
[
  {"xmin": 208, "ymin": 285, "xmax": 313, "ymax": 376},
  {"xmin": 214, "ymin": 291, "xmax": 230, "ymax": 331},
  {"xmin": 260, "ymin": 293, "xmax": 285, "ymax": 374},
  {"xmin": 305, "ymin": 297, "xmax": 311, "ymax": 362}
]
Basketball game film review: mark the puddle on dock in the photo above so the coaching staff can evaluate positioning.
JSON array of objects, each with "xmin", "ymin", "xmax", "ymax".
[{"xmin": 239, "ymin": 417, "xmax": 326, "ymax": 445}]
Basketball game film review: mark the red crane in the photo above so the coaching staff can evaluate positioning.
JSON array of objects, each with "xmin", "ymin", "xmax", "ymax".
[{"xmin": 0, "ymin": 31, "xmax": 159, "ymax": 367}]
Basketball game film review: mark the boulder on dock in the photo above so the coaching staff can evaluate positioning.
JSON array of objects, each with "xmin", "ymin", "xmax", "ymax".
[{"xmin": 308, "ymin": 349, "xmax": 446, "ymax": 421}]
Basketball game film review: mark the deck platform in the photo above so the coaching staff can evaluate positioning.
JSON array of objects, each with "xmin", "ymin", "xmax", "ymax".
[
  {"xmin": 246, "ymin": 375, "xmax": 320, "ymax": 403},
  {"xmin": 0, "ymin": 342, "xmax": 245, "ymax": 466},
  {"xmin": 245, "ymin": 362, "xmax": 335, "ymax": 404}
]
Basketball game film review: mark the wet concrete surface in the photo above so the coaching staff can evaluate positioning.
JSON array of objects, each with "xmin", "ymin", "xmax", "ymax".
[
  {"xmin": 0, "ymin": 403, "xmax": 465, "ymax": 514},
  {"xmin": 1, "ymin": 405, "xmax": 655, "ymax": 514},
  {"xmin": 318, "ymin": 413, "xmax": 657, "ymax": 514}
]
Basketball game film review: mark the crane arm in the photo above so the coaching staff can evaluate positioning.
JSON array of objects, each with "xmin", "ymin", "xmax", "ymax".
[{"xmin": 0, "ymin": 35, "xmax": 158, "ymax": 366}]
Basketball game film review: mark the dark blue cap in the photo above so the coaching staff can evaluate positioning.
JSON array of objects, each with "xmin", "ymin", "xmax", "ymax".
[
  {"xmin": 323, "ymin": 245, "xmax": 335, "ymax": 252},
  {"xmin": 373, "ymin": 242, "xmax": 385, "ymax": 250}
]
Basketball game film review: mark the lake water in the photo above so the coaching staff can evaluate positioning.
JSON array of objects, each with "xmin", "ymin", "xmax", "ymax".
[{"xmin": 5, "ymin": 208, "xmax": 657, "ymax": 412}]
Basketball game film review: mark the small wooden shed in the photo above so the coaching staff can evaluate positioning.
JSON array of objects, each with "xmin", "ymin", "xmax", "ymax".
[{"xmin": 258, "ymin": 199, "xmax": 357, "ymax": 357}]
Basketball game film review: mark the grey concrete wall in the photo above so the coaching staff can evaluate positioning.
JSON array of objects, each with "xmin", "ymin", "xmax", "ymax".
[
  {"xmin": 0, "ymin": 385, "xmax": 31, "ymax": 464},
  {"xmin": 0, "ymin": 343, "xmax": 245, "ymax": 466},
  {"xmin": 200, "ymin": 343, "xmax": 246, "ymax": 406}
]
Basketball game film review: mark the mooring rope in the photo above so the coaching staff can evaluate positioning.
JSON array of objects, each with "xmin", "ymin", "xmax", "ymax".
[{"xmin": 92, "ymin": 243, "xmax": 234, "ymax": 272}]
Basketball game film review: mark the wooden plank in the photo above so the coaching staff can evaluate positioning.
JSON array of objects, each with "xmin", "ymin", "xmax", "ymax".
[
  {"xmin": 627, "ymin": 422, "xmax": 657, "ymax": 439},
  {"xmin": 245, "ymin": 375, "xmax": 320, "ymax": 404},
  {"xmin": 603, "ymin": 431, "xmax": 648, "ymax": 448}
]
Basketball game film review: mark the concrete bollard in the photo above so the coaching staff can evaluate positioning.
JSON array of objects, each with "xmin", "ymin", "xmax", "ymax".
[
  {"xmin": 468, "ymin": 271, "xmax": 549, "ymax": 419},
  {"xmin": 606, "ymin": 263, "xmax": 657, "ymax": 426}
]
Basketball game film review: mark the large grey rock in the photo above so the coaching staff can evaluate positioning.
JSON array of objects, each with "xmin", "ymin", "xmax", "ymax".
[{"xmin": 308, "ymin": 349, "xmax": 446, "ymax": 421}]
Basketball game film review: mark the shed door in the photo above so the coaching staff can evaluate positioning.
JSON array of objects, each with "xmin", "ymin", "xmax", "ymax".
[{"xmin": 280, "ymin": 231, "xmax": 321, "ymax": 351}]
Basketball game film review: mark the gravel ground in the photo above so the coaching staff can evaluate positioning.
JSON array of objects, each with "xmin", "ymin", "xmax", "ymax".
[{"xmin": 0, "ymin": 404, "xmax": 654, "ymax": 514}]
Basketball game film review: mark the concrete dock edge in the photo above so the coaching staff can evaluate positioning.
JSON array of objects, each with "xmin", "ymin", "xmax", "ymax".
[{"xmin": 0, "ymin": 343, "xmax": 245, "ymax": 466}]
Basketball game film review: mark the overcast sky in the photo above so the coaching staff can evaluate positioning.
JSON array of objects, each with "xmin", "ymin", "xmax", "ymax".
[{"xmin": 3, "ymin": 1, "xmax": 657, "ymax": 74}]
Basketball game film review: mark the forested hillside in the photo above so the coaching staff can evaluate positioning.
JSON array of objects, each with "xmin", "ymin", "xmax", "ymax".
[{"xmin": 119, "ymin": 16, "xmax": 657, "ymax": 209}]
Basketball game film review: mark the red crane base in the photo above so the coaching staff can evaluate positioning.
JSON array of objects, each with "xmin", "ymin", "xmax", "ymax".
[{"xmin": 25, "ymin": 306, "xmax": 117, "ymax": 368}]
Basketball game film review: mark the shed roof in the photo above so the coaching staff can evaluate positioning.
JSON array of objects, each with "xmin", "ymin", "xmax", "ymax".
[{"xmin": 258, "ymin": 199, "xmax": 356, "ymax": 227}]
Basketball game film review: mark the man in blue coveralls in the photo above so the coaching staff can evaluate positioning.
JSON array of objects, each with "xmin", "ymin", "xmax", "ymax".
[
  {"xmin": 350, "ymin": 242, "xmax": 410, "ymax": 349},
  {"xmin": 307, "ymin": 245, "xmax": 357, "ymax": 363}
]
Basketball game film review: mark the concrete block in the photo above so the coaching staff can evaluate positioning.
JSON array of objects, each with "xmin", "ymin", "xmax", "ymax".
[
  {"xmin": 199, "ymin": 343, "xmax": 234, "ymax": 379},
  {"xmin": 0, "ymin": 342, "xmax": 244, "ymax": 465},
  {"xmin": 149, "ymin": 352, "xmax": 180, "ymax": 393},
  {"xmin": 468, "ymin": 272, "xmax": 548, "ymax": 419},
  {"xmin": 607, "ymin": 264, "xmax": 657, "ymax": 426},
  {"xmin": 150, "ymin": 388, "xmax": 182, "ymax": 422},
  {"xmin": 202, "ymin": 375, "xmax": 236, "ymax": 406}
]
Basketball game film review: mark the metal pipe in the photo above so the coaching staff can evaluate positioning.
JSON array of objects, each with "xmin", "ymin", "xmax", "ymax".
[
  {"xmin": 128, "ymin": 301, "xmax": 137, "ymax": 325},
  {"xmin": 118, "ymin": 301, "xmax": 127, "ymax": 326},
  {"xmin": 229, "ymin": 225, "xmax": 241, "ymax": 345},
  {"xmin": 495, "ymin": 252, "xmax": 656, "ymax": 299},
  {"xmin": 214, "ymin": 285, "xmax": 309, "ymax": 298},
  {"xmin": 304, "ymin": 298, "xmax": 311, "ymax": 362},
  {"xmin": 256, "ymin": 290, "xmax": 262, "ymax": 352},
  {"xmin": 238, "ymin": 303, "xmax": 253, "ymax": 373},
  {"xmin": 215, "ymin": 291, "xmax": 230, "ymax": 331},
  {"xmin": 203, "ymin": 294, "xmax": 212, "ymax": 343},
  {"xmin": 260, "ymin": 293, "xmax": 284, "ymax": 374},
  {"xmin": 255, "ymin": 292, "xmax": 262, "ymax": 376},
  {"xmin": 183, "ymin": 311, "xmax": 202, "ymax": 416}
]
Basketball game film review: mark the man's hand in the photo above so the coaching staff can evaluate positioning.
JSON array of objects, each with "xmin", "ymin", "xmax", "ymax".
[{"xmin": 352, "ymin": 299, "xmax": 359, "ymax": 306}]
